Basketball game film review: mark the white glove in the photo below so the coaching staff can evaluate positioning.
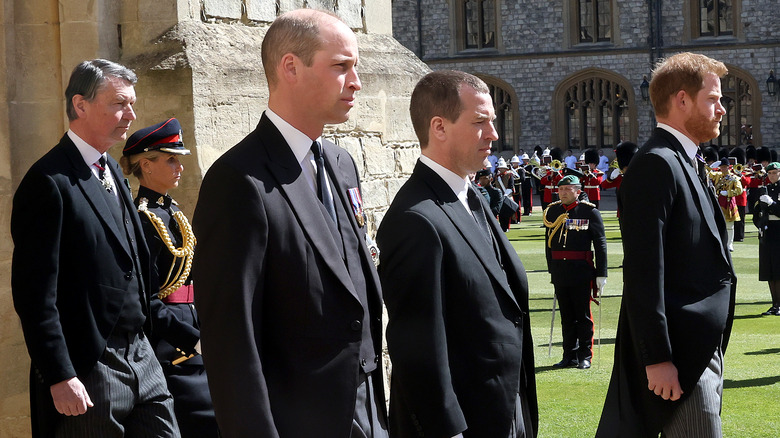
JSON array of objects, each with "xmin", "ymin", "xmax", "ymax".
[
  {"xmin": 719, "ymin": 190, "xmax": 728, "ymax": 196},
  {"xmin": 596, "ymin": 277, "xmax": 607, "ymax": 292},
  {"xmin": 760, "ymin": 194, "xmax": 774, "ymax": 205},
  {"xmin": 609, "ymin": 168, "xmax": 621, "ymax": 180}
]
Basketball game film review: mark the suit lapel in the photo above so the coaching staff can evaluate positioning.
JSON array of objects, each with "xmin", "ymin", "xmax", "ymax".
[
  {"xmin": 659, "ymin": 130, "xmax": 731, "ymax": 265},
  {"xmin": 416, "ymin": 162, "xmax": 519, "ymax": 308},
  {"xmin": 259, "ymin": 116, "xmax": 359, "ymax": 301},
  {"xmin": 323, "ymin": 142, "xmax": 383, "ymax": 301},
  {"xmin": 62, "ymin": 138, "xmax": 132, "ymax": 258}
]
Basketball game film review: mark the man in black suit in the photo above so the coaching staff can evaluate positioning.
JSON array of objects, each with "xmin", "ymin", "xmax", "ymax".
[
  {"xmin": 597, "ymin": 52, "xmax": 736, "ymax": 437},
  {"xmin": 192, "ymin": 9, "xmax": 387, "ymax": 438},
  {"xmin": 377, "ymin": 70, "xmax": 537, "ymax": 438},
  {"xmin": 11, "ymin": 59, "xmax": 179, "ymax": 436}
]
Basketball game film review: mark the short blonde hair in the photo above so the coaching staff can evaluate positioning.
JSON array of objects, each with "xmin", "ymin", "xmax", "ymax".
[
  {"xmin": 261, "ymin": 9, "xmax": 342, "ymax": 88},
  {"xmin": 119, "ymin": 150, "xmax": 162, "ymax": 179},
  {"xmin": 649, "ymin": 52, "xmax": 728, "ymax": 118}
]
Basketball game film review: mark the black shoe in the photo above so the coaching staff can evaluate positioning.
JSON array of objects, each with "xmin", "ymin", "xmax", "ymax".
[
  {"xmin": 762, "ymin": 306, "xmax": 779, "ymax": 316},
  {"xmin": 577, "ymin": 359, "xmax": 591, "ymax": 369},
  {"xmin": 553, "ymin": 358, "xmax": 578, "ymax": 368}
]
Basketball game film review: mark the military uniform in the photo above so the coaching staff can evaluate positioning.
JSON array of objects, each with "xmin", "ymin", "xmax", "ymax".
[
  {"xmin": 539, "ymin": 171, "xmax": 562, "ymax": 211},
  {"xmin": 581, "ymin": 169, "xmax": 604, "ymax": 209},
  {"xmin": 124, "ymin": 118, "xmax": 218, "ymax": 437},
  {"xmin": 544, "ymin": 198, "xmax": 607, "ymax": 366}
]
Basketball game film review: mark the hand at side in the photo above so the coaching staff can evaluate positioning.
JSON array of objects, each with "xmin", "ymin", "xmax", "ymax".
[
  {"xmin": 645, "ymin": 361, "xmax": 683, "ymax": 401},
  {"xmin": 50, "ymin": 377, "xmax": 94, "ymax": 416}
]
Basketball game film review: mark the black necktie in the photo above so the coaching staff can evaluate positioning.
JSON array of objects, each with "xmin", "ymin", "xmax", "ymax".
[
  {"xmin": 467, "ymin": 188, "xmax": 491, "ymax": 243},
  {"xmin": 311, "ymin": 141, "xmax": 337, "ymax": 223}
]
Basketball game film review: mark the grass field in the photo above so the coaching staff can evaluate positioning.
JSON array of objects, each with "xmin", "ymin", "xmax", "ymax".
[{"xmin": 505, "ymin": 211, "xmax": 780, "ymax": 437}]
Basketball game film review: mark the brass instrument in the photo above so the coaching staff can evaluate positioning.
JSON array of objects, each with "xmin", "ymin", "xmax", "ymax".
[
  {"xmin": 550, "ymin": 159, "xmax": 563, "ymax": 171},
  {"xmin": 608, "ymin": 158, "xmax": 619, "ymax": 170},
  {"xmin": 733, "ymin": 163, "xmax": 744, "ymax": 174}
]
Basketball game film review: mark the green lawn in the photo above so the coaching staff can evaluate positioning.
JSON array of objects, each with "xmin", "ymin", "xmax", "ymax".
[{"xmin": 506, "ymin": 211, "xmax": 780, "ymax": 437}]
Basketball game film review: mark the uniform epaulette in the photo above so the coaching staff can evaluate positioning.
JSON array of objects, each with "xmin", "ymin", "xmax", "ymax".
[
  {"xmin": 581, "ymin": 200, "xmax": 596, "ymax": 208},
  {"xmin": 542, "ymin": 200, "xmax": 563, "ymax": 223}
]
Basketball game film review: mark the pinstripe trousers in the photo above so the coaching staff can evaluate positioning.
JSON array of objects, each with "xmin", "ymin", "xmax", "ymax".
[
  {"xmin": 662, "ymin": 348, "xmax": 724, "ymax": 438},
  {"xmin": 56, "ymin": 331, "xmax": 180, "ymax": 437},
  {"xmin": 351, "ymin": 372, "xmax": 388, "ymax": 438}
]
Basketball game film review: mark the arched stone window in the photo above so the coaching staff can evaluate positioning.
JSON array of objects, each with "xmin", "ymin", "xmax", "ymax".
[
  {"xmin": 552, "ymin": 69, "xmax": 637, "ymax": 150},
  {"xmin": 709, "ymin": 66, "xmax": 762, "ymax": 148}
]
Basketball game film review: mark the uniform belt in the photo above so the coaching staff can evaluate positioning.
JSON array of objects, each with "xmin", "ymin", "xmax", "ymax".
[
  {"xmin": 545, "ymin": 185, "xmax": 554, "ymax": 189},
  {"xmin": 551, "ymin": 250, "xmax": 593, "ymax": 261},
  {"xmin": 584, "ymin": 185, "xmax": 599, "ymax": 189},
  {"xmin": 162, "ymin": 284, "xmax": 194, "ymax": 304}
]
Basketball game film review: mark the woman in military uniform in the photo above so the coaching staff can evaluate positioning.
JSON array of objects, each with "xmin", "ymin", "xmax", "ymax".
[
  {"xmin": 754, "ymin": 162, "xmax": 780, "ymax": 316},
  {"xmin": 120, "ymin": 118, "xmax": 218, "ymax": 436}
]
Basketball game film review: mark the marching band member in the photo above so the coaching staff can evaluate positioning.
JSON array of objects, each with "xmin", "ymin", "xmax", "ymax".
[
  {"xmin": 581, "ymin": 148, "xmax": 605, "ymax": 209},
  {"xmin": 709, "ymin": 157, "xmax": 743, "ymax": 252}
]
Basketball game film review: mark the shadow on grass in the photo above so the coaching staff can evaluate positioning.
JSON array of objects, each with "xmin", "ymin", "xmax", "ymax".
[
  {"xmin": 733, "ymin": 314, "xmax": 767, "ymax": 320},
  {"xmin": 723, "ymin": 375, "xmax": 780, "ymax": 389},
  {"xmin": 529, "ymin": 294, "xmax": 622, "ymax": 301},
  {"xmin": 537, "ymin": 338, "xmax": 616, "ymax": 349},
  {"xmin": 744, "ymin": 347, "xmax": 780, "ymax": 355}
]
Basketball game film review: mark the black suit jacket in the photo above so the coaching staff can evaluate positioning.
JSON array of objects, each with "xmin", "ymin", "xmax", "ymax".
[
  {"xmin": 11, "ymin": 134, "xmax": 151, "ymax": 435},
  {"xmin": 377, "ymin": 161, "xmax": 538, "ymax": 438},
  {"xmin": 192, "ymin": 114, "xmax": 386, "ymax": 438},
  {"xmin": 597, "ymin": 128, "xmax": 736, "ymax": 437}
]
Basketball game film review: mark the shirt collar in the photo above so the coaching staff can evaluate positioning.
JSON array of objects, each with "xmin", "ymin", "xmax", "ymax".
[
  {"xmin": 657, "ymin": 123, "xmax": 699, "ymax": 164},
  {"xmin": 265, "ymin": 109, "xmax": 322, "ymax": 165},
  {"xmin": 419, "ymin": 154, "xmax": 471, "ymax": 208},
  {"xmin": 68, "ymin": 129, "xmax": 104, "ymax": 166}
]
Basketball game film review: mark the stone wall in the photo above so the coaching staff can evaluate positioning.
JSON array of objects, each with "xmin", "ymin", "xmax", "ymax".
[
  {"xmin": 393, "ymin": 0, "xmax": 780, "ymax": 154},
  {"xmin": 0, "ymin": 0, "xmax": 427, "ymax": 435}
]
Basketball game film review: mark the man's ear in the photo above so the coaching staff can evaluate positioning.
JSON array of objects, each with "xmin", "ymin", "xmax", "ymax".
[
  {"xmin": 71, "ymin": 95, "xmax": 87, "ymax": 118},
  {"xmin": 673, "ymin": 89, "xmax": 689, "ymax": 112},
  {"xmin": 278, "ymin": 53, "xmax": 299, "ymax": 84},
  {"xmin": 430, "ymin": 116, "xmax": 447, "ymax": 142}
]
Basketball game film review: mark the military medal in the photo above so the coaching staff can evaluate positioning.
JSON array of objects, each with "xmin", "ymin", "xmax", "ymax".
[
  {"xmin": 100, "ymin": 176, "xmax": 113, "ymax": 192},
  {"xmin": 565, "ymin": 218, "xmax": 589, "ymax": 231},
  {"xmin": 347, "ymin": 187, "xmax": 365, "ymax": 227}
]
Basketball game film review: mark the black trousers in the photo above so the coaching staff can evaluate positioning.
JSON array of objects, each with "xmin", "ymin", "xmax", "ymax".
[
  {"xmin": 554, "ymin": 282, "xmax": 594, "ymax": 361},
  {"xmin": 735, "ymin": 205, "xmax": 746, "ymax": 241}
]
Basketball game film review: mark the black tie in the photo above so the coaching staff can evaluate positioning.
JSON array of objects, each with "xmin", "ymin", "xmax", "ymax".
[
  {"xmin": 467, "ymin": 188, "xmax": 491, "ymax": 243},
  {"xmin": 311, "ymin": 141, "xmax": 337, "ymax": 223}
]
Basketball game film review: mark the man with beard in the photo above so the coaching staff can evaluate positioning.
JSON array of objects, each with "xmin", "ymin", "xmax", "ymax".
[{"xmin": 597, "ymin": 52, "xmax": 736, "ymax": 437}]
